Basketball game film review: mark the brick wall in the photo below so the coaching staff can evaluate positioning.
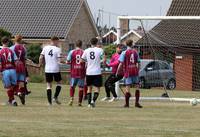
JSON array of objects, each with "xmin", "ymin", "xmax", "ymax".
[
  {"xmin": 26, "ymin": 60, "xmax": 42, "ymax": 75},
  {"xmin": 120, "ymin": 19, "xmax": 129, "ymax": 36},
  {"xmin": 64, "ymin": 3, "xmax": 98, "ymax": 51},
  {"xmin": 175, "ymin": 55, "xmax": 193, "ymax": 91}
]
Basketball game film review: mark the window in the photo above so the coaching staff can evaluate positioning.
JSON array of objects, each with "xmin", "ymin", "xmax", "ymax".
[
  {"xmin": 160, "ymin": 62, "xmax": 170, "ymax": 70},
  {"xmin": 146, "ymin": 61, "xmax": 159, "ymax": 71}
]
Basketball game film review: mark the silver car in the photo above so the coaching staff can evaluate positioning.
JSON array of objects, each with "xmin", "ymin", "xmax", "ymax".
[{"xmin": 139, "ymin": 59, "xmax": 176, "ymax": 90}]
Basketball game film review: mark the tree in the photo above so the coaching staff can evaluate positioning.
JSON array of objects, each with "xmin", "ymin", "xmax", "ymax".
[
  {"xmin": 0, "ymin": 28, "xmax": 12, "ymax": 46},
  {"xmin": 103, "ymin": 44, "xmax": 116, "ymax": 59},
  {"xmin": 26, "ymin": 44, "xmax": 42, "ymax": 64}
]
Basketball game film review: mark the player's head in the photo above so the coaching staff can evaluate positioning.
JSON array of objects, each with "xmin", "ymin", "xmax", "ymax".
[
  {"xmin": 116, "ymin": 44, "xmax": 125, "ymax": 54},
  {"xmin": 1, "ymin": 36, "xmax": 10, "ymax": 46},
  {"xmin": 126, "ymin": 39, "xmax": 133, "ymax": 47},
  {"xmin": 14, "ymin": 34, "xmax": 23, "ymax": 44},
  {"xmin": 76, "ymin": 40, "xmax": 82, "ymax": 48},
  {"xmin": 90, "ymin": 38, "xmax": 98, "ymax": 46},
  {"xmin": 51, "ymin": 36, "xmax": 59, "ymax": 46},
  {"xmin": 86, "ymin": 44, "xmax": 91, "ymax": 48}
]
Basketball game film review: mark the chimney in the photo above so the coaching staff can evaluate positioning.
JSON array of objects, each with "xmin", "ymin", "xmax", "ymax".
[{"xmin": 120, "ymin": 19, "xmax": 129, "ymax": 36}]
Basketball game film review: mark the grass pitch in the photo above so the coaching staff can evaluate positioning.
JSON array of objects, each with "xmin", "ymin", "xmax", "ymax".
[{"xmin": 0, "ymin": 83, "xmax": 200, "ymax": 137}]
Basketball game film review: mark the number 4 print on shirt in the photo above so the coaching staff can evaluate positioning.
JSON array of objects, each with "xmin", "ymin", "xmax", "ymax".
[
  {"xmin": 48, "ymin": 50, "xmax": 53, "ymax": 57},
  {"xmin": 130, "ymin": 53, "xmax": 135, "ymax": 63},
  {"xmin": 3, "ymin": 52, "xmax": 12, "ymax": 63}
]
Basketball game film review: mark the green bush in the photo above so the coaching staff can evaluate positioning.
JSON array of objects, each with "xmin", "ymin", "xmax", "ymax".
[
  {"xmin": 30, "ymin": 75, "xmax": 44, "ymax": 83},
  {"xmin": 26, "ymin": 44, "xmax": 42, "ymax": 63},
  {"xmin": 0, "ymin": 28, "xmax": 13, "ymax": 46},
  {"xmin": 103, "ymin": 44, "xmax": 116, "ymax": 59}
]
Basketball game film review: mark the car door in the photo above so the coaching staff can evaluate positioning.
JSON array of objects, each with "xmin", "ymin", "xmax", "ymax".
[
  {"xmin": 159, "ymin": 61, "xmax": 173, "ymax": 85},
  {"xmin": 145, "ymin": 61, "xmax": 160, "ymax": 86}
]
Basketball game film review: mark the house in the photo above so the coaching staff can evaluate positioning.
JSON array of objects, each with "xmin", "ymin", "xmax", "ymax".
[
  {"xmin": 119, "ymin": 28, "xmax": 143, "ymax": 45},
  {"xmin": 102, "ymin": 30, "xmax": 117, "ymax": 45},
  {"xmin": 136, "ymin": 0, "xmax": 200, "ymax": 91},
  {"xmin": 0, "ymin": 0, "xmax": 99, "ymax": 52},
  {"xmin": 114, "ymin": 27, "xmax": 144, "ymax": 45}
]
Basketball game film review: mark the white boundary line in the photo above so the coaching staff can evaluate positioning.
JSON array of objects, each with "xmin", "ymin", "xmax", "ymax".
[{"xmin": 118, "ymin": 97, "xmax": 200, "ymax": 103}]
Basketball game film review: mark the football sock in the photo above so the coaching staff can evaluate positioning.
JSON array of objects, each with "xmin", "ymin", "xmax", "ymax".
[
  {"xmin": 54, "ymin": 85, "xmax": 61, "ymax": 99},
  {"xmin": 125, "ymin": 92, "xmax": 131, "ymax": 107},
  {"xmin": 24, "ymin": 82, "xmax": 28, "ymax": 93},
  {"xmin": 135, "ymin": 90, "xmax": 140, "ymax": 104},
  {"xmin": 47, "ymin": 89, "xmax": 52, "ymax": 104},
  {"xmin": 78, "ymin": 90, "xmax": 84, "ymax": 103},
  {"xmin": 13, "ymin": 85, "xmax": 19, "ymax": 95},
  {"xmin": 84, "ymin": 86, "xmax": 88, "ymax": 96},
  {"xmin": 70, "ymin": 87, "xmax": 75, "ymax": 97},
  {"xmin": 87, "ymin": 93, "xmax": 92, "ymax": 104},
  {"xmin": 93, "ymin": 92, "xmax": 99, "ymax": 102},
  {"xmin": 7, "ymin": 89, "xmax": 14, "ymax": 103},
  {"xmin": 19, "ymin": 87, "xmax": 26, "ymax": 94}
]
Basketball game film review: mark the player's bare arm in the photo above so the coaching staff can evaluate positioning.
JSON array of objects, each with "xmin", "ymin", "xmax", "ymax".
[{"xmin": 39, "ymin": 54, "xmax": 44, "ymax": 67}]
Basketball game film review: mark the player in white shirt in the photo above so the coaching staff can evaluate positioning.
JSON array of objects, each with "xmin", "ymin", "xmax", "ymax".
[
  {"xmin": 81, "ymin": 38, "xmax": 106, "ymax": 108},
  {"xmin": 39, "ymin": 36, "xmax": 62, "ymax": 105}
]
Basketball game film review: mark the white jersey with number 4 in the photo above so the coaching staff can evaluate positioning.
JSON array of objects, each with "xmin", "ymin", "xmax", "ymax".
[
  {"xmin": 81, "ymin": 47, "xmax": 104, "ymax": 75},
  {"xmin": 41, "ymin": 45, "xmax": 61, "ymax": 73}
]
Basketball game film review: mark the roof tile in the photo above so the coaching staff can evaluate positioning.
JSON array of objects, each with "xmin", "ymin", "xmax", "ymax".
[{"xmin": 0, "ymin": 0, "xmax": 83, "ymax": 39}]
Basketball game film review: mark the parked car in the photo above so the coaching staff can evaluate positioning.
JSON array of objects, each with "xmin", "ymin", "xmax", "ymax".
[
  {"xmin": 119, "ymin": 59, "xmax": 176, "ymax": 90},
  {"xmin": 139, "ymin": 59, "xmax": 176, "ymax": 90}
]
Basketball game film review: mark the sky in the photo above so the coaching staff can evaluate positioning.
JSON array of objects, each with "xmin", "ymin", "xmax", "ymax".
[{"xmin": 87, "ymin": 0, "xmax": 172, "ymax": 28}]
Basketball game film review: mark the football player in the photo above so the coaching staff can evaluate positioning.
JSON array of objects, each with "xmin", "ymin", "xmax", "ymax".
[{"xmin": 39, "ymin": 36, "xmax": 62, "ymax": 105}]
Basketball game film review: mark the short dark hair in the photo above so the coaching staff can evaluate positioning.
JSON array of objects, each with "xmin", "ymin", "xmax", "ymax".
[
  {"xmin": 1, "ymin": 36, "xmax": 9, "ymax": 44},
  {"xmin": 51, "ymin": 36, "xmax": 59, "ymax": 41},
  {"xmin": 116, "ymin": 44, "xmax": 125, "ymax": 49},
  {"xmin": 76, "ymin": 40, "xmax": 82, "ymax": 47},
  {"xmin": 86, "ymin": 44, "xmax": 91, "ymax": 48},
  {"xmin": 90, "ymin": 38, "xmax": 98, "ymax": 45},
  {"xmin": 126, "ymin": 39, "xmax": 133, "ymax": 47},
  {"xmin": 14, "ymin": 34, "xmax": 23, "ymax": 43}
]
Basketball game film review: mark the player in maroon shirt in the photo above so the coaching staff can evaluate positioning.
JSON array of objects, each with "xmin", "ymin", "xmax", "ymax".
[
  {"xmin": 67, "ymin": 40, "xmax": 86, "ymax": 106},
  {"xmin": 0, "ymin": 37, "xmax": 18, "ymax": 106},
  {"xmin": 117, "ymin": 40, "xmax": 142, "ymax": 108},
  {"xmin": 10, "ymin": 35, "xmax": 27, "ymax": 105}
]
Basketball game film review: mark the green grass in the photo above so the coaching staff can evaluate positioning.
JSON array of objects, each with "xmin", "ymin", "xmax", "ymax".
[{"xmin": 0, "ymin": 83, "xmax": 200, "ymax": 137}]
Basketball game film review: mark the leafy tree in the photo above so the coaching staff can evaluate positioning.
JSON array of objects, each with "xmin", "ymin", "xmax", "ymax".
[
  {"xmin": 0, "ymin": 28, "xmax": 12, "ymax": 46},
  {"xmin": 103, "ymin": 44, "xmax": 116, "ymax": 59},
  {"xmin": 26, "ymin": 44, "xmax": 42, "ymax": 64}
]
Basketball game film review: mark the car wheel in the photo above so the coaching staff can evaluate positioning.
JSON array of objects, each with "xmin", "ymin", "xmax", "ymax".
[{"xmin": 167, "ymin": 79, "xmax": 176, "ymax": 90}]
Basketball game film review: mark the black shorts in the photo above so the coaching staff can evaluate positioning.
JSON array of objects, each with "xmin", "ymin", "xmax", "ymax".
[
  {"xmin": 86, "ymin": 75, "xmax": 102, "ymax": 87},
  {"xmin": 45, "ymin": 72, "xmax": 62, "ymax": 83}
]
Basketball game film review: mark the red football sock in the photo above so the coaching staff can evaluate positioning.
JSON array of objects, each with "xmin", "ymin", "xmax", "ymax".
[
  {"xmin": 13, "ymin": 85, "xmax": 19, "ymax": 95},
  {"xmin": 84, "ymin": 86, "xmax": 88, "ymax": 96},
  {"xmin": 135, "ymin": 90, "xmax": 140, "ymax": 104},
  {"xmin": 125, "ymin": 92, "xmax": 131, "ymax": 107},
  {"xmin": 7, "ymin": 89, "xmax": 14, "ymax": 103},
  {"xmin": 19, "ymin": 87, "xmax": 26, "ymax": 94},
  {"xmin": 78, "ymin": 90, "xmax": 84, "ymax": 103},
  {"xmin": 70, "ymin": 87, "xmax": 75, "ymax": 97}
]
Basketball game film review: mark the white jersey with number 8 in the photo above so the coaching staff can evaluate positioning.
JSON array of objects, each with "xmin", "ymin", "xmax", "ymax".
[
  {"xmin": 41, "ymin": 45, "xmax": 61, "ymax": 73},
  {"xmin": 81, "ymin": 47, "xmax": 104, "ymax": 75}
]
